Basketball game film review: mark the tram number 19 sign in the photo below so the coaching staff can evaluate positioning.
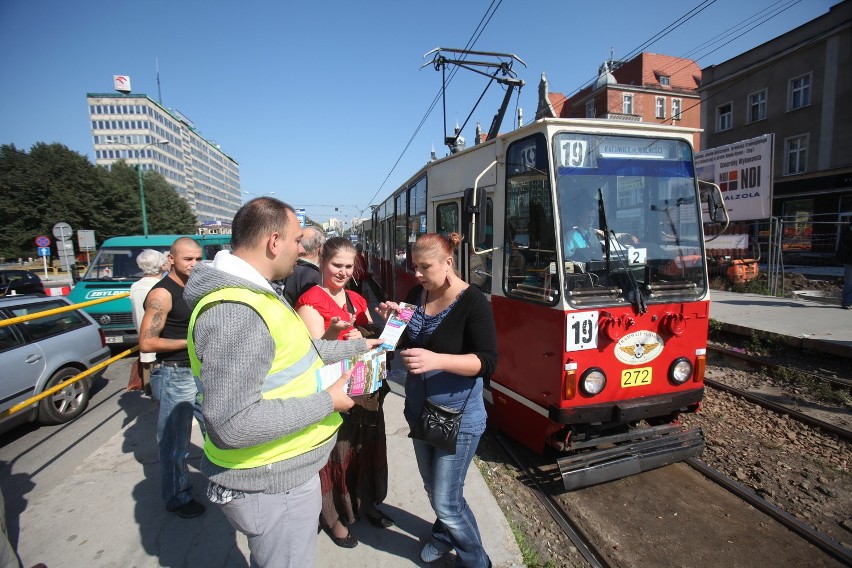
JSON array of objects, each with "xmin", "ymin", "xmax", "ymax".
[{"xmin": 566, "ymin": 311, "xmax": 599, "ymax": 352}]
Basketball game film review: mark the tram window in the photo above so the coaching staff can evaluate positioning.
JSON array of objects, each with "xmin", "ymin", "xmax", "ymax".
[
  {"xmin": 394, "ymin": 192, "xmax": 408, "ymax": 267},
  {"xmin": 504, "ymin": 134, "xmax": 557, "ymax": 304},
  {"xmin": 436, "ymin": 203, "xmax": 459, "ymax": 234},
  {"xmin": 469, "ymin": 197, "xmax": 493, "ymax": 294}
]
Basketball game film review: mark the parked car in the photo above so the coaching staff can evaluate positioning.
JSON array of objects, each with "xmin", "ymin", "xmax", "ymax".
[
  {"xmin": 0, "ymin": 294, "xmax": 110, "ymax": 432},
  {"xmin": 0, "ymin": 269, "xmax": 45, "ymax": 296}
]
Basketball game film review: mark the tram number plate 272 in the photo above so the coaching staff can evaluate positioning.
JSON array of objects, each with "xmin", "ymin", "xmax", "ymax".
[
  {"xmin": 621, "ymin": 367, "xmax": 652, "ymax": 387},
  {"xmin": 566, "ymin": 311, "xmax": 599, "ymax": 352}
]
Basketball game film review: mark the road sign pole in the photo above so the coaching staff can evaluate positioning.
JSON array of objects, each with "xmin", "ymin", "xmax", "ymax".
[{"xmin": 42, "ymin": 255, "xmax": 49, "ymax": 281}]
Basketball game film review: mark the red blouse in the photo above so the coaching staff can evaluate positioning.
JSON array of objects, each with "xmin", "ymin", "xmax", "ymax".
[{"xmin": 295, "ymin": 285, "xmax": 369, "ymax": 339}]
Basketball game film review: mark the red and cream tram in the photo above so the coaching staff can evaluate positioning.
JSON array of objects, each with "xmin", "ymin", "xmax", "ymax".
[{"xmin": 367, "ymin": 118, "xmax": 727, "ymax": 489}]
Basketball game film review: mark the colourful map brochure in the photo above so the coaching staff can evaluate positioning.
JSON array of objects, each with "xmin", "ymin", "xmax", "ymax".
[
  {"xmin": 315, "ymin": 348, "xmax": 388, "ymax": 397},
  {"xmin": 378, "ymin": 302, "xmax": 415, "ymax": 350}
]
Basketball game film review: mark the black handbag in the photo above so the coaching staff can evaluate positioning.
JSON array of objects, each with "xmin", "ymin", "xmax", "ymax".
[{"xmin": 408, "ymin": 382, "xmax": 472, "ymax": 454}]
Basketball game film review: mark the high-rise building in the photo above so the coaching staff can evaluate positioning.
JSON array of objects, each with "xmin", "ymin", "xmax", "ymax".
[{"xmin": 87, "ymin": 92, "xmax": 242, "ymax": 224}]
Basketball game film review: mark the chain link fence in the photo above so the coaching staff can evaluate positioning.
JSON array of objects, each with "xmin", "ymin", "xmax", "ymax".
[{"xmin": 706, "ymin": 214, "xmax": 846, "ymax": 299}]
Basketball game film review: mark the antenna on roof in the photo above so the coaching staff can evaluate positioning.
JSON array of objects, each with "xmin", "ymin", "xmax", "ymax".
[{"xmin": 156, "ymin": 57, "xmax": 163, "ymax": 105}]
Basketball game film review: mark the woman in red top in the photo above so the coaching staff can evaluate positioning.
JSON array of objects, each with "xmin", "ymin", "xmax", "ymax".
[{"xmin": 295, "ymin": 237, "xmax": 392, "ymax": 548}]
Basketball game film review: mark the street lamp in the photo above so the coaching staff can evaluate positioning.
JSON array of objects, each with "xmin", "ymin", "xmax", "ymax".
[{"xmin": 107, "ymin": 138, "xmax": 169, "ymax": 236}]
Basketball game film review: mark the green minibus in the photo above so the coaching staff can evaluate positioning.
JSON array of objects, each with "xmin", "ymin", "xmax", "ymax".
[{"xmin": 66, "ymin": 234, "xmax": 231, "ymax": 344}]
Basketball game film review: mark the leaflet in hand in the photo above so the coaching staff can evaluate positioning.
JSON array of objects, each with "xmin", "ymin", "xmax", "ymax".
[
  {"xmin": 315, "ymin": 348, "xmax": 388, "ymax": 397},
  {"xmin": 378, "ymin": 302, "xmax": 415, "ymax": 350}
]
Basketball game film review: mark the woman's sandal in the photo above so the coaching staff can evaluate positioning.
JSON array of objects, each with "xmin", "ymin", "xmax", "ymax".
[{"xmin": 329, "ymin": 529, "xmax": 359, "ymax": 548}]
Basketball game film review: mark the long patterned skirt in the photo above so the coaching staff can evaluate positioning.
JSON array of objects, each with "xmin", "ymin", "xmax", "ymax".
[{"xmin": 319, "ymin": 385, "xmax": 389, "ymax": 529}]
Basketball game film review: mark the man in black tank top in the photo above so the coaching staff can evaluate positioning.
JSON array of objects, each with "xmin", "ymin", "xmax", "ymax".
[{"xmin": 140, "ymin": 237, "xmax": 206, "ymax": 518}]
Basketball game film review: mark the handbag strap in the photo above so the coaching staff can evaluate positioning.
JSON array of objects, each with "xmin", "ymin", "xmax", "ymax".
[
  {"xmin": 344, "ymin": 289, "xmax": 357, "ymax": 317},
  {"xmin": 423, "ymin": 376, "xmax": 474, "ymax": 412}
]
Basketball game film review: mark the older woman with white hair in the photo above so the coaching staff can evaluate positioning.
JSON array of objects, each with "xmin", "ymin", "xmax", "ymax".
[{"xmin": 128, "ymin": 249, "xmax": 167, "ymax": 393}]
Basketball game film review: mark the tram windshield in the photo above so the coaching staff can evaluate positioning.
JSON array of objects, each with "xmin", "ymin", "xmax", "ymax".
[{"xmin": 554, "ymin": 133, "xmax": 707, "ymax": 308}]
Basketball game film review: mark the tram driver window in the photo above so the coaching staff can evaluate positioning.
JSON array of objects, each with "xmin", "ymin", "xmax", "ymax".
[{"xmin": 503, "ymin": 134, "xmax": 558, "ymax": 304}]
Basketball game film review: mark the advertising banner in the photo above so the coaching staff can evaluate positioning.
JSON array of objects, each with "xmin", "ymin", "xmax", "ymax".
[{"xmin": 695, "ymin": 134, "xmax": 774, "ymax": 222}]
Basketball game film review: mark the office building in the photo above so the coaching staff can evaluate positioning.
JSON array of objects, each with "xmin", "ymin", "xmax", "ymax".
[
  {"xmin": 699, "ymin": 0, "xmax": 852, "ymax": 253},
  {"xmin": 87, "ymin": 92, "xmax": 242, "ymax": 224}
]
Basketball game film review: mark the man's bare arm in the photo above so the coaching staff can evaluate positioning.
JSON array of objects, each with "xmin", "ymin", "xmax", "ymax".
[{"xmin": 138, "ymin": 288, "xmax": 188, "ymax": 354}]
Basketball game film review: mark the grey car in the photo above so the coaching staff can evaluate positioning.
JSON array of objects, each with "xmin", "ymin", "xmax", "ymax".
[{"xmin": 0, "ymin": 294, "xmax": 111, "ymax": 431}]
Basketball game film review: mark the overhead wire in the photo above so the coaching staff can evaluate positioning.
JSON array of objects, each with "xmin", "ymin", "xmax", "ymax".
[
  {"xmin": 362, "ymin": 0, "xmax": 810, "ymax": 222},
  {"xmin": 567, "ymin": 0, "xmax": 802, "ymax": 123},
  {"xmin": 363, "ymin": 0, "xmax": 503, "ymax": 210}
]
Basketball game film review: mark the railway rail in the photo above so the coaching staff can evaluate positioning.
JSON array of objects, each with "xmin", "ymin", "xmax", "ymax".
[
  {"xmin": 489, "ymin": 431, "xmax": 612, "ymax": 568},
  {"xmin": 706, "ymin": 342, "xmax": 852, "ymax": 441},
  {"xmin": 685, "ymin": 458, "xmax": 852, "ymax": 566},
  {"xmin": 707, "ymin": 342, "xmax": 852, "ymax": 393}
]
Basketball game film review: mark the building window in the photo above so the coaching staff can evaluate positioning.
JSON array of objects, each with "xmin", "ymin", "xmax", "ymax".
[
  {"xmin": 622, "ymin": 94, "xmax": 633, "ymax": 115},
  {"xmin": 655, "ymin": 97, "xmax": 665, "ymax": 119},
  {"xmin": 748, "ymin": 89, "xmax": 767, "ymax": 122},
  {"xmin": 784, "ymin": 134, "xmax": 808, "ymax": 175},
  {"xmin": 585, "ymin": 99, "xmax": 595, "ymax": 118},
  {"xmin": 672, "ymin": 98, "xmax": 682, "ymax": 120},
  {"xmin": 788, "ymin": 73, "xmax": 811, "ymax": 110},
  {"xmin": 716, "ymin": 102, "xmax": 732, "ymax": 131},
  {"xmin": 659, "ymin": 76, "xmax": 670, "ymax": 86}
]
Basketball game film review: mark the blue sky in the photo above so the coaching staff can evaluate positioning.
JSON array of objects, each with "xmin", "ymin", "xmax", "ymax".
[{"xmin": 0, "ymin": 0, "xmax": 837, "ymax": 224}]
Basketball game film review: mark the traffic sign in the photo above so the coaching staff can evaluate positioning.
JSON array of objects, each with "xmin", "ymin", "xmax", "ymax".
[
  {"xmin": 52, "ymin": 222, "xmax": 73, "ymax": 241},
  {"xmin": 37, "ymin": 247, "xmax": 50, "ymax": 257},
  {"xmin": 35, "ymin": 235, "xmax": 51, "ymax": 247}
]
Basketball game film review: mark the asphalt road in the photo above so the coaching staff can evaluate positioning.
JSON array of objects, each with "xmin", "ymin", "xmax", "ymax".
[{"xmin": 0, "ymin": 355, "xmax": 150, "ymax": 548}]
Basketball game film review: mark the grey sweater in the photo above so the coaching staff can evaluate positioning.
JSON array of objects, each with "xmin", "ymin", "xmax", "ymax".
[{"xmin": 184, "ymin": 259, "xmax": 368, "ymax": 493}]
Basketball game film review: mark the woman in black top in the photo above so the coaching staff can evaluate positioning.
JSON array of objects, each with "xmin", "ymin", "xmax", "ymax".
[{"xmin": 378, "ymin": 232, "xmax": 497, "ymax": 568}]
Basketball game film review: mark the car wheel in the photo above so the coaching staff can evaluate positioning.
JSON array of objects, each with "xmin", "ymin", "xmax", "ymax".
[{"xmin": 38, "ymin": 367, "xmax": 90, "ymax": 425}]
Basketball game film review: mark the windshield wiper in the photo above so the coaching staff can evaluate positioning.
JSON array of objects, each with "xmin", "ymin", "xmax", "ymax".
[{"xmin": 598, "ymin": 189, "xmax": 647, "ymax": 314}]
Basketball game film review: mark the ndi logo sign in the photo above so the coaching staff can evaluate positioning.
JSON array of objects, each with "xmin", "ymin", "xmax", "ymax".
[{"xmin": 695, "ymin": 134, "xmax": 774, "ymax": 222}]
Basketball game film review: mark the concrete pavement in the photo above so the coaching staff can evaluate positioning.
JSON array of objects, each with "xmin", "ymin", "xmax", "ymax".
[
  {"xmin": 709, "ymin": 290, "xmax": 852, "ymax": 358},
  {"xmin": 14, "ymin": 371, "xmax": 523, "ymax": 568}
]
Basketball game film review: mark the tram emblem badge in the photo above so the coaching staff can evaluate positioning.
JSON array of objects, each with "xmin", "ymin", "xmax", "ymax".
[{"xmin": 615, "ymin": 331, "xmax": 664, "ymax": 365}]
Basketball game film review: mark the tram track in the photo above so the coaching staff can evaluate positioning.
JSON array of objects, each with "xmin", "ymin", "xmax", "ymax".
[
  {"xmin": 487, "ymin": 401, "xmax": 851, "ymax": 568},
  {"xmin": 705, "ymin": 342, "xmax": 852, "ymax": 441},
  {"xmin": 685, "ymin": 457, "xmax": 852, "ymax": 566},
  {"xmin": 486, "ymin": 427, "xmax": 851, "ymax": 568},
  {"xmin": 489, "ymin": 430, "xmax": 613, "ymax": 568},
  {"xmin": 707, "ymin": 342, "xmax": 852, "ymax": 394}
]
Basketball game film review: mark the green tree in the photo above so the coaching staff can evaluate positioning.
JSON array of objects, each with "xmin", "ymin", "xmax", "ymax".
[
  {"xmin": 0, "ymin": 143, "xmax": 199, "ymax": 260},
  {"xmin": 104, "ymin": 161, "xmax": 196, "ymax": 235}
]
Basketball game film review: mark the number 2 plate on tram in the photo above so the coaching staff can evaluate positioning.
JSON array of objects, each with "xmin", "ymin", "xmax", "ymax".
[{"xmin": 621, "ymin": 367, "xmax": 652, "ymax": 387}]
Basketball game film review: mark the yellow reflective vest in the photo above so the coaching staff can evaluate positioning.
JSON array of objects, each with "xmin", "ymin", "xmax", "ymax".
[{"xmin": 187, "ymin": 287, "xmax": 341, "ymax": 469}]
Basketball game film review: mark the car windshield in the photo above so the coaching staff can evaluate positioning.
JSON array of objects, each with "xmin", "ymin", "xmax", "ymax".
[
  {"xmin": 554, "ymin": 133, "xmax": 707, "ymax": 307},
  {"xmin": 81, "ymin": 247, "xmax": 169, "ymax": 281}
]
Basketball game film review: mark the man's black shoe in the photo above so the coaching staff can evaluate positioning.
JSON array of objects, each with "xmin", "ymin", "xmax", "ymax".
[{"xmin": 167, "ymin": 499, "xmax": 205, "ymax": 518}]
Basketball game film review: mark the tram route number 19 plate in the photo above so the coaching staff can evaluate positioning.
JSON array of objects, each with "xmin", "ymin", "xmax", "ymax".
[
  {"xmin": 621, "ymin": 367, "xmax": 652, "ymax": 387},
  {"xmin": 566, "ymin": 311, "xmax": 599, "ymax": 352}
]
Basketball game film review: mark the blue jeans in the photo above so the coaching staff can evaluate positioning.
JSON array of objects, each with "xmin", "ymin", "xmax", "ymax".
[
  {"xmin": 150, "ymin": 364, "xmax": 203, "ymax": 509},
  {"xmin": 412, "ymin": 432, "xmax": 490, "ymax": 568},
  {"xmin": 843, "ymin": 264, "xmax": 852, "ymax": 307}
]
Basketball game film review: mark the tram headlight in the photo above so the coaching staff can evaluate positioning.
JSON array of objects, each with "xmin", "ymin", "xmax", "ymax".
[
  {"xmin": 669, "ymin": 357, "xmax": 693, "ymax": 385},
  {"xmin": 580, "ymin": 367, "xmax": 607, "ymax": 396}
]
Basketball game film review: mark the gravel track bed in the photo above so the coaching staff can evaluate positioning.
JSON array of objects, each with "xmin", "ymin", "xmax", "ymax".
[{"xmin": 473, "ymin": 359, "xmax": 852, "ymax": 567}]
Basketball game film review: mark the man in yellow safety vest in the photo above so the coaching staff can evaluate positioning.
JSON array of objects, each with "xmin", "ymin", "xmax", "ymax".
[{"xmin": 185, "ymin": 197, "xmax": 380, "ymax": 567}]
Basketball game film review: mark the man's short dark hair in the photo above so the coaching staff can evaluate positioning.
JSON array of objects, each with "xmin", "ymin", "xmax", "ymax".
[{"xmin": 231, "ymin": 197, "xmax": 296, "ymax": 250}]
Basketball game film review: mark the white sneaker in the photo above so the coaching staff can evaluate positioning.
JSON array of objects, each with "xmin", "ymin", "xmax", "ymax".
[{"xmin": 420, "ymin": 542, "xmax": 448, "ymax": 563}]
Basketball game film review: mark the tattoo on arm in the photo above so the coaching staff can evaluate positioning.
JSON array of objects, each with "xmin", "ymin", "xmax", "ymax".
[{"xmin": 145, "ymin": 297, "xmax": 167, "ymax": 339}]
